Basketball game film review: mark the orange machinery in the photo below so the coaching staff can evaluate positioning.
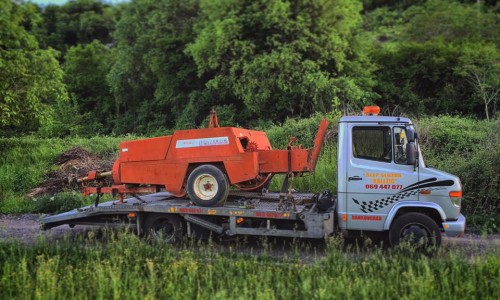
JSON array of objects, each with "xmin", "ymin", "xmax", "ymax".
[{"xmin": 79, "ymin": 112, "xmax": 329, "ymax": 207}]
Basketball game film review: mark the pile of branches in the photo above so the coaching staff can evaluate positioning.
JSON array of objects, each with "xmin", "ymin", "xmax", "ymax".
[{"xmin": 28, "ymin": 147, "xmax": 114, "ymax": 197}]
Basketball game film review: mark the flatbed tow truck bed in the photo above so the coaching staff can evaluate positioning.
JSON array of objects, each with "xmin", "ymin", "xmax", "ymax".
[{"xmin": 41, "ymin": 192, "xmax": 336, "ymax": 239}]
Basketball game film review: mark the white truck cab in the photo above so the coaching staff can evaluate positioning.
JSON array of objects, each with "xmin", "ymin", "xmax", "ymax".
[{"xmin": 337, "ymin": 107, "xmax": 466, "ymax": 245}]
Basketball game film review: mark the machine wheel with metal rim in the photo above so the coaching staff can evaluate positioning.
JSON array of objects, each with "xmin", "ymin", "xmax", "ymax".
[
  {"xmin": 143, "ymin": 213, "xmax": 184, "ymax": 243},
  {"xmin": 187, "ymin": 165, "xmax": 229, "ymax": 207},
  {"xmin": 389, "ymin": 212, "xmax": 441, "ymax": 249}
]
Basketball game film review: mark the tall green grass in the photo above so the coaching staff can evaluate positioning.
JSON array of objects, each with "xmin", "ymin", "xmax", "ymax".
[{"xmin": 0, "ymin": 231, "xmax": 498, "ymax": 299}]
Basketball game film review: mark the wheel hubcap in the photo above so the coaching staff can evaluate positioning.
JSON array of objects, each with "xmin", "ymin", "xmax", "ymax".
[
  {"xmin": 203, "ymin": 182, "xmax": 213, "ymax": 191},
  {"xmin": 194, "ymin": 174, "xmax": 218, "ymax": 200},
  {"xmin": 400, "ymin": 223, "xmax": 430, "ymax": 244}
]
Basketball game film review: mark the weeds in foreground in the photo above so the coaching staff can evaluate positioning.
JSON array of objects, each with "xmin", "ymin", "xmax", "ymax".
[{"xmin": 0, "ymin": 230, "xmax": 498, "ymax": 299}]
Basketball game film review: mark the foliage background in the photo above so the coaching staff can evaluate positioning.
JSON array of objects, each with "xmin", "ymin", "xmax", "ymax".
[
  {"xmin": 0, "ymin": 0, "xmax": 498, "ymax": 225},
  {"xmin": 0, "ymin": 0, "xmax": 498, "ymax": 135}
]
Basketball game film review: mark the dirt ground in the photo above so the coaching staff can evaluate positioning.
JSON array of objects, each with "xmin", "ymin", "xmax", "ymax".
[
  {"xmin": 0, "ymin": 214, "xmax": 92, "ymax": 244},
  {"xmin": 0, "ymin": 214, "xmax": 498, "ymax": 258}
]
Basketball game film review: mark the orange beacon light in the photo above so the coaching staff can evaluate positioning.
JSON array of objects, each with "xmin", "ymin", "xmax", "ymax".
[{"xmin": 363, "ymin": 106, "xmax": 381, "ymax": 116}]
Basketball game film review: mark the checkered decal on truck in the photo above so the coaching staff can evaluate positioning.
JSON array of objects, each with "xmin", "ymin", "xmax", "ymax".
[{"xmin": 352, "ymin": 177, "xmax": 455, "ymax": 213}]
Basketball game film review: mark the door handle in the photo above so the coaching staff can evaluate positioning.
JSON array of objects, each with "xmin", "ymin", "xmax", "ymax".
[{"xmin": 348, "ymin": 176, "xmax": 363, "ymax": 182}]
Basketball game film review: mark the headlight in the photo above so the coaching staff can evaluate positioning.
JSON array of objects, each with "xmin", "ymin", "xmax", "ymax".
[{"xmin": 449, "ymin": 191, "xmax": 462, "ymax": 209}]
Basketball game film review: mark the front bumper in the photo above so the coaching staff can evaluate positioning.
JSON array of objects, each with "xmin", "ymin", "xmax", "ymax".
[{"xmin": 442, "ymin": 214, "xmax": 466, "ymax": 237}]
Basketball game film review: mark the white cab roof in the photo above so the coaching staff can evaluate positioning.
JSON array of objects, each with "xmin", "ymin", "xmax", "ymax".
[{"xmin": 339, "ymin": 115, "xmax": 412, "ymax": 124}]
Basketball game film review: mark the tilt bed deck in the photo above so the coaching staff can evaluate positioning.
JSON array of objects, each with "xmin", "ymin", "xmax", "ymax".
[{"xmin": 40, "ymin": 191, "xmax": 336, "ymax": 239}]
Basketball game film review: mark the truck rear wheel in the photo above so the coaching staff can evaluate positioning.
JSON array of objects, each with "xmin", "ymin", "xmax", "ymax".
[
  {"xmin": 389, "ymin": 212, "xmax": 441, "ymax": 249},
  {"xmin": 144, "ymin": 213, "xmax": 184, "ymax": 243},
  {"xmin": 187, "ymin": 165, "xmax": 229, "ymax": 207}
]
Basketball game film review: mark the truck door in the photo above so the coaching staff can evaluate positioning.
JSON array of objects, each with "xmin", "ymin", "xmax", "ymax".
[{"xmin": 346, "ymin": 124, "xmax": 419, "ymax": 230}]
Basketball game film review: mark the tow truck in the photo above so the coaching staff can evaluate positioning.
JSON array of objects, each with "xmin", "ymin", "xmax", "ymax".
[{"xmin": 41, "ymin": 107, "xmax": 465, "ymax": 247}]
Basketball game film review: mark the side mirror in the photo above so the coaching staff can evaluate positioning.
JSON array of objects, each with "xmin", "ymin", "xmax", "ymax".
[
  {"xmin": 406, "ymin": 126, "xmax": 416, "ymax": 142},
  {"xmin": 406, "ymin": 142, "xmax": 417, "ymax": 165}
]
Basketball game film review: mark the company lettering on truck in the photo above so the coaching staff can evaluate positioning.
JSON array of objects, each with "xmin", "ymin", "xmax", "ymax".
[
  {"xmin": 351, "ymin": 215, "xmax": 382, "ymax": 221},
  {"xmin": 365, "ymin": 184, "xmax": 404, "ymax": 190},
  {"xmin": 364, "ymin": 172, "xmax": 403, "ymax": 189}
]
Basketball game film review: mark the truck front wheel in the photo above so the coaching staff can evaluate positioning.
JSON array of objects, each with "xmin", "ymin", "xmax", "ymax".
[
  {"xmin": 144, "ymin": 213, "xmax": 184, "ymax": 243},
  {"xmin": 187, "ymin": 165, "xmax": 229, "ymax": 207},
  {"xmin": 389, "ymin": 212, "xmax": 441, "ymax": 249}
]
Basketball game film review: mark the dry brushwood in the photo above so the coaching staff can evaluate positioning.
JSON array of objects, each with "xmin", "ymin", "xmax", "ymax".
[{"xmin": 27, "ymin": 147, "xmax": 114, "ymax": 197}]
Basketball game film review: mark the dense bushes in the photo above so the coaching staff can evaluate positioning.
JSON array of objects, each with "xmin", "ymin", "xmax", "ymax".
[
  {"xmin": 418, "ymin": 117, "xmax": 500, "ymax": 215},
  {"xmin": 265, "ymin": 114, "xmax": 337, "ymax": 148}
]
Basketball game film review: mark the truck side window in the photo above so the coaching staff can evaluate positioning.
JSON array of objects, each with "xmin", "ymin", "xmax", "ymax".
[
  {"xmin": 393, "ymin": 127, "xmax": 408, "ymax": 164},
  {"xmin": 352, "ymin": 127, "xmax": 392, "ymax": 162}
]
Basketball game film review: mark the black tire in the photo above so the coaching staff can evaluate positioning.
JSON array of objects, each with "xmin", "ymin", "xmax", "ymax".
[
  {"xmin": 187, "ymin": 165, "xmax": 229, "ymax": 207},
  {"xmin": 143, "ymin": 213, "xmax": 184, "ymax": 243},
  {"xmin": 389, "ymin": 212, "xmax": 442, "ymax": 249}
]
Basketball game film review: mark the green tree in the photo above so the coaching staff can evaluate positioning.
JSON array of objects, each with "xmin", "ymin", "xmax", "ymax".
[
  {"xmin": 187, "ymin": 0, "xmax": 376, "ymax": 120},
  {"xmin": 362, "ymin": 0, "xmax": 425, "ymax": 12},
  {"xmin": 402, "ymin": 0, "xmax": 499, "ymax": 44},
  {"xmin": 456, "ymin": 44, "xmax": 499, "ymax": 121},
  {"xmin": 63, "ymin": 40, "xmax": 114, "ymax": 132},
  {"xmin": 35, "ymin": 0, "xmax": 119, "ymax": 54},
  {"xmin": 368, "ymin": 0, "xmax": 500, "ymax": 118},
  {"xmin": 0, "ymin": 0, "xmax": 68, "ymax": 133},
  {"xmin": 373, "ymin": 41, "xmax": 469, "ymax": 116},
  {"xmin": 108, "ymin": 0, "xmax": 201, "ymax": 133}
]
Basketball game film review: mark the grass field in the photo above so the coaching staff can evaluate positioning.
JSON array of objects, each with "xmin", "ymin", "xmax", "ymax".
[{"xmin": 0, "ymin": 231, "xmax": 499, "ymax": 299}]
